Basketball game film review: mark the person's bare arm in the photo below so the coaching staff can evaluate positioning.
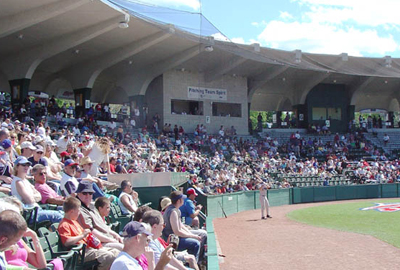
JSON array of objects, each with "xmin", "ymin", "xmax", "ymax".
[
  {"xmin": 63, "ymin": 229, "xmax": 90, "ymax": 247},
  {"xmin": 24, "ymin": 228, "xmax": 47, "ymax": 269},
  {"xmin": 0, "ymin": 175, "xmax": 12, "ymax": 184},
  {"xmin": 170, "ymin": 211, "xmax": 200, "ymax": 240},
  {"xmin": 120, "ymin": 194, "xmax": 136, "ymax": 213},
  {"xmin": 91, "ymin": 229, "xmax": 117, "ymax": 243},
  {"xmin": 15, "ymin": 181, "xmax": 36, "ymax": 205},
  {"xmin": 46, "ymin": 197, "xmax": 65, "ymax": 205},
  {"xmin": 154, "ymin": 246, "xmax": 173, "ymax": 270}
]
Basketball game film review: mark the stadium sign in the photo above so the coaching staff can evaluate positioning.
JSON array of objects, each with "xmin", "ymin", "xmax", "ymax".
[
  {"xmin": 188, "ymin": 86, "xmax": 227, "ymax": 101},
  {"xmin": 360, "ymin": 202, "xmax": 400, "ymax": 212}
]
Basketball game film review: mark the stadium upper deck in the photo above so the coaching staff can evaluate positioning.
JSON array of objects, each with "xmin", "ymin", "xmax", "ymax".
[{"xmin": 1, "ymin": 0, "xmax": 400, "ymax": 134}]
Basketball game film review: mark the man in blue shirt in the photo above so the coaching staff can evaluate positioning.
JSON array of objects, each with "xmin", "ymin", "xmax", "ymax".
[{"xmin": 179, "ymin": 188, "xmax": 203, "ymax": 229}]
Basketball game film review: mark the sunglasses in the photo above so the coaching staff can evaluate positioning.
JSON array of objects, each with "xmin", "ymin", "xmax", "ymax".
[
  {"xmin": 36, "ymin": 151, "xmax": 44, "ymax": 154},
  {"xmin": 82, "ymin": 192, "xmax": 94, "ymax": 196},
  {"xmin": 19, "ymin": 163, "xmax": 30, "ymax": 167},
  {"xmin": 71, "ymin": 166, "xmax": 78, "ymax": 170},
  {"xmin": 38, "ymin": 172, "xmax": 47, "ymax": 176}
]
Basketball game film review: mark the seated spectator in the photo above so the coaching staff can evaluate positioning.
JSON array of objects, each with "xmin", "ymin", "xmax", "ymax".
[
  {"xmin": 3, "ymin": 198, "xmax": 63, "ymax": 270},
  {"xmin": 179, "ymin": 188, "xmax": 203, "ymax": 229},
  {"xmin": 162, "ymin": 191, "xmax": 203, "ymax": 263},
  {"xmin": 58, "ymin": 197, "xmax": 120, "ymax": 270},
  {"xmin": 60, "ymin": 159, "xmax": 106, "ymax": 199},
  {"xmin": 33, "ymin": 164, "xmax": 65, "ymax": 206},
  {"xmin": 115, "ymin": 159, "xmax": 127, "ymax": 174},
  {"xmin": 118, "ymin": 180, "xmax": 139, "ymax": 215},
  {"xmin": 80, "ymin": 157, "xmax": 118, "ymax": 192},
  {"xmin": 110, "ymin": 221, "xmax": 172, "ymax": 270},
  {"xmin": 11, "ymin": 156, "xmax": 63, "ymax": 224},
  {"xmin": 0, "ymin": 210, "xmax": 28, "ymax": 270},
  {"xmin": 143, "ymin": 210, "xmax": 198, "ymax": 270},
  {"xmin": 75, "ymin": 182, "xmax": 123, "ymax": 250}
]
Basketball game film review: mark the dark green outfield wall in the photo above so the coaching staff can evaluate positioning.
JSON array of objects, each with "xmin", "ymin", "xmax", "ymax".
[{"xmin": 205, "ymin": 184, "xmax": 400, "ymax": 269}]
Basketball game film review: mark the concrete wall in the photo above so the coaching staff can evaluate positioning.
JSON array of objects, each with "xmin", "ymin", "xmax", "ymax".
[
  {"xmin": 145, "ymin": 75, "xmax": 164, "ymax": 127},
  {"xmin": 162, "ymin": 70, "xmax": 249, "ymax": 135}
]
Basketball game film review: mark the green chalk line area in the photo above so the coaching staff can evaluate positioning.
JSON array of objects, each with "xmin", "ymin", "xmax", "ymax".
[{"xmin": 287, "ymin": 199, "xmax": 400, "ymax": 248}]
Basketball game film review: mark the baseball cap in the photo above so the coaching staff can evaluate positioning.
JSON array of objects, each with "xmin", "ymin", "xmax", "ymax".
[
  {"xmin": 14, "ymin": 156, "xmax": 32, "ymax": 166},
  {"xmin": 122, "ymin": 221, "xmax": 153, "ymax": 238},
  {"xmin": 64, "ymin": 159, "xmax": 78, "ymax": 167},
  {"xmin": 76, "ymin": 181, "xmax": 95, "ymax": 194},
  {"xmin": 46, "ymin": 139, "xmax": 57, "ymax": 147},
  {"xmin": 1, "ymin": 139, "xmax": 12, "ymax": 149},
  {"xmin": 21, "ymin": 141, "xmax": 36, "ymax": 150},
  {"xmin": 35, "ymin": 145, "xmax": 44, "ymax": 152},
  {"xmin": 170, "ymin": 191, "xmax": 187, "ymax": 203},
  {"xmin": 34, "ymin": 136, "xmax": 44, "ymax": 144},
  {"xmin": 187, "ymin": 188, "xmax": 198, "ymax": 197},
  {"xmin": 60, "ymin": 151, "xmax": 70, "ymax": 158}
]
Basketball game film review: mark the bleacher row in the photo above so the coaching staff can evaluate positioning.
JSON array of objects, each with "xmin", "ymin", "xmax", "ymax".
[
  {"xmin": 18, "ymin": 188, "xmax": 134, "ymax": 270},
  {"xmin": 278, "ymin": 175, "xmax": 353, "ymax": 187}
]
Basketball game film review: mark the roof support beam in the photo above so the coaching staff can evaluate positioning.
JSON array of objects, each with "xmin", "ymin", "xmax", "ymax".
[
  {"xmin": 349, "ymin": 77, "xmax": 375, "ymax": 105},
  {"xmin": 204, "ymin": 57, "xmax": 246, "ymax": 82},
  {"xmin": 116, "ymin": 45, "xmax": 203, "ymax": 97},
  {"xmin": 64, "ymin": 31, "xmax": 171, "ymax": 89},
  {"xmin": 0, "ymin": 15, "xmax": 122, "ymax": 80},
  {"xmin": 297, "ymin": 72, "xmax": 331, "ymax": 104},
  {"xmin": 248, "ymin": 65, "xmax": 288, "ymax": 101},
  {"xmin": 0, "ymin": 0, "xmax": 89, "ymax": 38}
]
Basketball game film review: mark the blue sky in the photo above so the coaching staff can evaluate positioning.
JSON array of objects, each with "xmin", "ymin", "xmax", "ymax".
[{"xmin": 125, "ymin": 0, "xmax": 400, "ymax": 57}]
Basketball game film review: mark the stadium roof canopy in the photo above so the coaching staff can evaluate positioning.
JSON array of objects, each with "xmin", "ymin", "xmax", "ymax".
[{"xmin": 1, "ymin": 0, "xmax": 400, "ymax": 112}]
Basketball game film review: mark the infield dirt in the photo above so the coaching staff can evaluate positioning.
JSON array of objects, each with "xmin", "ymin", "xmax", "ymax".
[{"xmin": 214, "ymin": 199, "xmax": 400, "ymax": 270}]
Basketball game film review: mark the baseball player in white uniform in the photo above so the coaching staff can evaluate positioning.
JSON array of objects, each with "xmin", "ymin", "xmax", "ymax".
[{"xmin": 259, "ymin": 182, "xmax": 272, "ymax": 220}]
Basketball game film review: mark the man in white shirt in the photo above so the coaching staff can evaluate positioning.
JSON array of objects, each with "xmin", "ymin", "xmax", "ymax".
[
  {"xmin": 56, "ymin": 133, "xmax": 70, "ymax": 154},
  {"xmin": 143, "ymin": 210, "xmax": 197, "ymax": 270},
  {"xmin": 110, "ymin": 221, "xmax": 172, "ymax": 270}
]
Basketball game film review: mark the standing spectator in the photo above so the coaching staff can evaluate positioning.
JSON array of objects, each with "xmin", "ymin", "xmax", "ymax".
[{"xmin": 383, "ymin": 133, "xmax": 389, "ymax": 146}]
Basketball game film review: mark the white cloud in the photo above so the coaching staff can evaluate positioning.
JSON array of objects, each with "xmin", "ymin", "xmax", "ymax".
[
  {"xmin": 231, "ymin": 37, "xmax": 246, "ymax": 44},
  {"xmin": 135, "ymin": 0, "xmax": 200, "ymax": 10},
  {"xmin": 257, "ymin": 20, "xmax": 398, "ymax": 56},
  {"xmin": 211, "ymin": 32, "xmax": 230, "ymax": 42},
  {"xmin": 254, "ymin": 1, "xmax": 400, "ymax": 56},
  {"xmin": 251, "ymin": 20, "xmax": 268, "ymax": 28},
  {"xmin": 295, "ymin": 0, "xmax": 400, "ymax": 27},
  {"xmin": 279, "ymin": 11, "xmax": 293, "ymax": 20}
]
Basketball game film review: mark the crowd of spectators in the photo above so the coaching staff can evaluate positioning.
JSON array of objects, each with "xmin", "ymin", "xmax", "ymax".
[{"xmin": 1, "ymin": 107, "xmax": 400, "ymax": 269}]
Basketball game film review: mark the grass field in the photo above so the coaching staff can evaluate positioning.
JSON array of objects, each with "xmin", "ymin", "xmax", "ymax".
[{"xmin": 287, "ymin": 199, "xmax": 400, "ymax": 248}]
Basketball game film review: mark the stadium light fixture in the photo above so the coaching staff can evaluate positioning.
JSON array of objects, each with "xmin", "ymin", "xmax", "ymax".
[
  {"xmin": 205, "ymin": 45, "xmax": 214, "ymax": 52},
  {"xmin": 385, "ymin": 56, "xmax": 392, "ymax": 68},
  {"xmin": 119, "ymin": 13, "xmax": 130, "ymax": 29},
  {"xmin": 295, "ymin": 49, "xmax": 302, "ymax": 63}
]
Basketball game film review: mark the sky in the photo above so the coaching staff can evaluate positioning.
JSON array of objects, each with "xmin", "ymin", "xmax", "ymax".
[{"xmin": 126, "ymin": 0, "xmax": 400, "ymax": 58}]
